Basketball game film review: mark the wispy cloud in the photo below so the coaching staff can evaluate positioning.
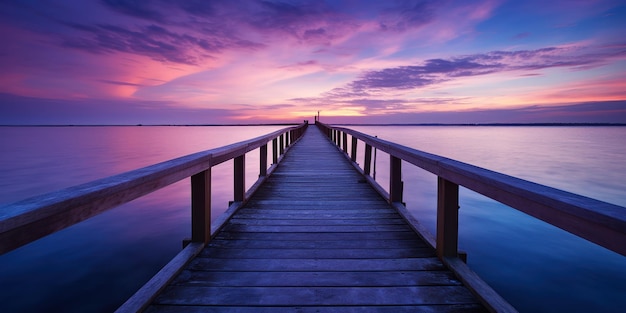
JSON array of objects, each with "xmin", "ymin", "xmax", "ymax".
[
  {"xmin": 62, "ymin": 22, "xmax": 263, "ymax": 65},
  {"xmin": 329, "ymin": 43, "xmax": 626, "ymax": 98}
]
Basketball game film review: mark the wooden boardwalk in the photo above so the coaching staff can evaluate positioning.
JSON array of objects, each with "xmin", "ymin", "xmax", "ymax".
[{"xmin": 144, "ymin": 127, "xmax": 487, "ymax": 312}]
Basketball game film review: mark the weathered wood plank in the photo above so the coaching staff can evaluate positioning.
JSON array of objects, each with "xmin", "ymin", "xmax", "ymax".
[
  {"xmin": 198, "ymin": 247, "xmax": 435, "ymax": 259},
  {"xmin": 187, "ymin": 257, "xmax": 446, "ymax": 271},
  {"xmin": 153, "ymin": 286, "xmax": 478, "ymax": 306},
  {"xmin": 221, "ymin": 224, "xmax": 412, "ymax": 233},
  {"xmin": 227, "ymin": 218, "xmax": 407, "ymax": 226},
  {"xmin": 146, "ymin": 304, "xmax": 487, "ymax": 313},
  {"xmin": 206, "ymin": 238, "xmax": 426, "ymax": 249},
  {"xmin": 171, "ymin": 270, "xmax": 461, "ymax": 287},
  {"xmin": 233, "ymin": 212, "xmax": 402, "ymax": 219},
  {"xmin": 214, "ymin": 231, "xmax": 419, "ymax": 241}
]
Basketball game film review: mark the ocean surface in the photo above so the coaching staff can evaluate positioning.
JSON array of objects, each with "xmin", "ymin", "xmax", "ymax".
[{"xmin": 0, "ymin": 125, "xmax": 625, "ymax": 312}]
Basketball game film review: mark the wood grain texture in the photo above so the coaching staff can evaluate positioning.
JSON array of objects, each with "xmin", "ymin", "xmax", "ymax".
[{"xmin": 144, "ymin": 126, "xmax": 489, "ymax": 312}]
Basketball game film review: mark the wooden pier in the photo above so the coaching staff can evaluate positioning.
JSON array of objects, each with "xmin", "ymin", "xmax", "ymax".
[
  {"xmin": 2, "ymin": 122, "xmax": 625, "ymax": 312},
  {"xmin": 139, "ymin": 124, "xmax": 488, "ymax": 312}
]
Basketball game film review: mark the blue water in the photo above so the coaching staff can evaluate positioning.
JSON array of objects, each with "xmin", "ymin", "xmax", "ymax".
[
  {"xmin": 349, "ymin": 125, "xmax": 626, "ymax": 313},
  {"xmin": 0, "ymin": 125, "xmax": 625, "ymax": 312}
]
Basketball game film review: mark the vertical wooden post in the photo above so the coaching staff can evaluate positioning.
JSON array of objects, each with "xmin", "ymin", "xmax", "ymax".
[
  {"xmin": 272, "ymin": 138, "xmax": 278, "ymax": 164},
  {"xmin": 437, "ymin": 177, "xmax": 459, "ymax": 259},
  {"xmin": 286, "ymin": 131, "xmax": 290, "ymax": 147},
  {"xmin": 337, "ymin": 130, "xmax": 341, "ymax": 146},
  {"xmin": 191, "ymin": 169, "xmax": 211, "ymax": 244},
  {"xmin": 390, "ymin": 156, "xmax": 403, "ymax": 203},
  {"xmin": 234, "ymin": 155, "xmax": 245, "ymax": 202},
  {"xmin": 279, "ymin": 134, "xmax": 285, "ymax": 155},
  {"xmin": 351, "ymin": 137, "xmax": 357, "ymax": 162},
  {"xmin": 342, "ymin": 132, "xmax": 348, "ymax": 153},
  {"xmin": 259, "ymin": 144, "xmax": 268, "ymax": 177},
  {"xmin": 364, "ymin": 144, "xmax": 372, "ymax": 176}
]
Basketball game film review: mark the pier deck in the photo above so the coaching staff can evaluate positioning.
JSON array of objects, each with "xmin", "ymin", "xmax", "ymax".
[{"xmin": 143, "ymin": 127, "xmax": 487, "ymax": 312}]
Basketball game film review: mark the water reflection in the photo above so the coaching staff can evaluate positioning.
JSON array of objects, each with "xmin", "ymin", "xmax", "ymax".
[
  {"xmin": 0, "ymin": 125, "xmax": 283, "ymax": 312},
  {"xmin": 349, "ymin": 125, "xmax": 626, "ymax": 313}
]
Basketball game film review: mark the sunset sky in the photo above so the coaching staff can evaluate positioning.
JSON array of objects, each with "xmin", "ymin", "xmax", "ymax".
[{"xmin": 1, "ymin": 0, "xmax": 625, "ymax": 124}]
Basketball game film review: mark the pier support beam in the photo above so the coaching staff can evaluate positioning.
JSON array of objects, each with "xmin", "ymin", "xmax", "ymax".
[
  {"xmin": 437, "ymin": 177, "xmax": 459, "ymax": 259},
  {"xmin": 260, "ymin": 144, "xmax": 267, "ymax": 177},
  {"xmin": 389, "ymin": 156, "xmax": 403, "ymax": 203},
  {"xmin": 364, "ymin": 144, "xmax": 372, "ymax": 176},
  {"xmin": 351, "ymin": 137, "xmax": 357, "ymax": 162},
  {"xmin": 191, "ymin": 169, "xmax": 211, "ymax": 244},
  {"xmin": 234, "ymin": 155, "xmax": 245, "ymax": 202}
]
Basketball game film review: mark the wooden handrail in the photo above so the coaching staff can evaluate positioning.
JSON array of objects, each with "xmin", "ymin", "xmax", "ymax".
[
  {"xmin": 316, "ymin": 122, "xmax": 626, "ymax": 258},
  {"xmin": 0, "ymin": 123, "xmax": 308, "ymax": 255}
]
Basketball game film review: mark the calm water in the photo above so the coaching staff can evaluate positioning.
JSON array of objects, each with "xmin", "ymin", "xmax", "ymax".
[
  {"xmin": 0, "ymin": 125, "xmax": 625, "ymax": 312},
  {"xmin": 349, "ymin": 125, "xmax": 626, "ymax": 313}
]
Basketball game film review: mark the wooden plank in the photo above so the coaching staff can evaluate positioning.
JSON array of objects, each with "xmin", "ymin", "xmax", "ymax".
[
  {"xmin": 146, "ymin": 304, "xmax": 487, "ymax": 313},
  {"xmin": 198, "ymin": 247, "xmax": 435, "ymax": 259},
  {"xmin": 187, "ymin": 257, "xmax": 446, "ymax": 272},
  {"xmin": 227, "ymin": 218, "xmax": 407, "ymax": 226},
  {"xmin": 221, "ymin": 224, "xmax": 412, "ymax": 233},
  {"xmin": 233, "ymin": 212, "xmax": 402, "ymax": 219},
  {"xmin": 214, "ymin": 231, "xmax": 418, "ymax": 241},
  {"xmin": 171, "ymin": 270, "xmax": 461, "ymax": 287},
  {"xmin": 206, "ymin": 239, "xmax": 426, "ymax": 249},
  {"xmin": 152, "ymin": 286, "xmax": 479, "ymax": 306}
]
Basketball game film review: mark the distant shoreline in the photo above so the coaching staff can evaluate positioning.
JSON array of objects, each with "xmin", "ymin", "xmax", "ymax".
[{"xmin": 1, "ymin": 122, "xmax": 625, "ymax": 127}]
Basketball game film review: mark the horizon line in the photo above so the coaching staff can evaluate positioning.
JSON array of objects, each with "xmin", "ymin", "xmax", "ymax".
[{"xmin": 1, "ymin": 122, "xmax": 625, "ymax": 127}]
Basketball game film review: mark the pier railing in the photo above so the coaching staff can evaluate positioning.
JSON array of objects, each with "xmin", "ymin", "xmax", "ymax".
[
  {"xmin": 0, "ymin": 123, "xmax": 308, "ymax": 255},
  {"xmin": 317, "ymin": 122, "xmax": 626, "ymax": 259}
]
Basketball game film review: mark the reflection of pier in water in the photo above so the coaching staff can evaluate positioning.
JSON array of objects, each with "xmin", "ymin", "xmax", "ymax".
[{"xmin": 2, "ymin": 122, "xmax": 624, "ymax": 312}]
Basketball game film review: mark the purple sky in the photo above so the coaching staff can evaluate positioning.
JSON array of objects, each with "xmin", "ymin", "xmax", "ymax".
[{"xmin": 1, "ymin": 0, "xmax": 625, "ymax": 124}]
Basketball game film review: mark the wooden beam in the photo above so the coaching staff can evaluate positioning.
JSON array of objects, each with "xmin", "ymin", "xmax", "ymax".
[
  {"xmin": 437, "ymin": 177, "xmax": 459, "ymax": 259},
  {"xmin": 191, "ymin": 169, "xmax": 211, "ymax": 244},
  {"xmin": 234, "ymin": 155, "xmax": 245, "ymax": 202},
  {"xmin": 390, "ymin": 156, "xmax": 403, "ymax": 203},
  {"xmin": 351, "ymin": 136, "xmax": 357, "ymax": 162},
  {"xmin": 259, "ymin": 144, "xmax": 268, "ymax": 177},
  {"xmin": 364, "ymin": 144, "xmax": 372, "ymax": 176},
  {"xmin": 272, "ymin": 138, "xmax": 278, "ymax": 164}
]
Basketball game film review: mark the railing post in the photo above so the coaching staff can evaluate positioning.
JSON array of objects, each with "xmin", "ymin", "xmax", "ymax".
[
  {"xmin": 437, "ymin": 177, "xmax": 459, "ymax": 259},
  {"xmin": 234, "ymin": 155, "xmax": 245, "ymax": 202},
  {"xmin": 286, "ymin": 131, "xmax": 290, "ymax": 147},
  {"xmin": 364, "ymin": 144, "xmax": 372, "ymax": 176},
  {"xmin": 259, "ymin": 144, "xmax": 267, "ymax": 177},
  {"xmin": 351, "ymin": 136, "xmax": 357, "ymax": 162},
  {"xmin": 342, "ymin": 132, "xmax": 348, "ymax": 153},
  {"xmin": 279, "ymin": 134, "xmax": 285, "ymax": 155},
  {"xmin": 337, "ymin": 131, "xmax": 341, "ymax": 147},
  {"xmin": 191, "ymin": 169, "xmax": 211, "ymax": 244},
  {"xmin": 272, "ymin": 138, "xmax": 278, "ymax": 164},
  {"xmin": 390, "ymin": 156, "xmax": 403, "ymax": 203}
]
